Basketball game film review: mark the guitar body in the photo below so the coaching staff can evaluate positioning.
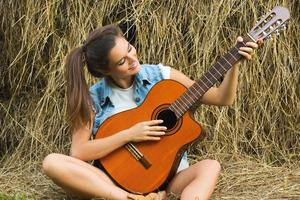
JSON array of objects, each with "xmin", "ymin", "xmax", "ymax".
[{"xmin": 95, "ymin": 80, "xmax": 203, "ymax": 194}]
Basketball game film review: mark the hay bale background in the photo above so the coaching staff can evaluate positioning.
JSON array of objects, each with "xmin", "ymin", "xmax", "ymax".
[{"xmin": 0, "ymin": 0, "xmax": 299, "ymax": 199}]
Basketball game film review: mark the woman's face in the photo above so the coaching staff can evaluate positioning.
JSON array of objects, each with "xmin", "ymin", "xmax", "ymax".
[{"xmin": 107, "ymin": 36, "xmax": 141, "ymax": 80}]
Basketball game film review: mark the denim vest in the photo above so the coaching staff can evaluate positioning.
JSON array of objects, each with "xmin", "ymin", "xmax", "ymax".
[
  {"xmin": 89, "ymin": 63, "xmax": 188, "ymax": 171},
  {"xmin": 89, "ymin": 64, "xmax": 166, "ymax": 136}
]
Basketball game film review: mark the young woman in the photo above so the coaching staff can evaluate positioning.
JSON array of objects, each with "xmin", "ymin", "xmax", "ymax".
[{"xmin": 42, "ymin": 25, "xmax": 258, "ymax": 200}]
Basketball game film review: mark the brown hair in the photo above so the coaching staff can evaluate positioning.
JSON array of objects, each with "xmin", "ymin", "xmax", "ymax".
[{"xmin": 64, "ymin": 25, "xmax": 123, "ymax": 131}]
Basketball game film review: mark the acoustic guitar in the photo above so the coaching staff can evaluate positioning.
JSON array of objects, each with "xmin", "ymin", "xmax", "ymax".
[{"xmin": 95, "ymin": 6, "xmax": 290, "ymax": 194}]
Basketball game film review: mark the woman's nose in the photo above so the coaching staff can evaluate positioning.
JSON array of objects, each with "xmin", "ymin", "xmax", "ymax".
[{"xmin": 127, "ymin": 53, "xmax": 136, "ymax": 63}]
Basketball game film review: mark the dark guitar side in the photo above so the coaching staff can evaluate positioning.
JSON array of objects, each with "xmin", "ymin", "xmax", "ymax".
[{"xmin": 95, "ymin": 79, "xmax": 203, "ymax": 194}]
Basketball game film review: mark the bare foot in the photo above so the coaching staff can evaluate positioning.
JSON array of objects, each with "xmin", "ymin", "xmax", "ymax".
[{"xmin": 127, "ymin": 191, "xmax": 166, "ymax": 200}]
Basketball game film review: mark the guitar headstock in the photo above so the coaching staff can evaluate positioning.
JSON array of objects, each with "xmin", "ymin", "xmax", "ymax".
[{"xmin": 248, "ymin": 6, "xmax": 290, "ymax": 42}]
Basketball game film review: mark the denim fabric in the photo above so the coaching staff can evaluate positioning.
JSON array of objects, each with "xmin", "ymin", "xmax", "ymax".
[{"xmin": 89, "ymin": 64, "xmax": 165, "ymax": 136}]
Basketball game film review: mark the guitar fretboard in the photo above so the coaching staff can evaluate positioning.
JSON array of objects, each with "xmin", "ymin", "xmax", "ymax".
[{"xmin": 169, "ymin": 36, "xmax": 252, "ymax": 118}]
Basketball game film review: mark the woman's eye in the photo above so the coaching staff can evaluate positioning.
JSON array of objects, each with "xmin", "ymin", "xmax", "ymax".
[
  {"xmin": 117, "ymin": 44, "xmax": 133, "ymax": 66},
  {"xmin": 118, "ymin": 59, "xmax": 125, "ymax": 65}
]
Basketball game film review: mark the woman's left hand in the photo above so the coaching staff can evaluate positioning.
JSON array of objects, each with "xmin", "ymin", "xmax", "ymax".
[{"xmin": 236, "ymin": 36, "xmax": 260, "ymax": 60}]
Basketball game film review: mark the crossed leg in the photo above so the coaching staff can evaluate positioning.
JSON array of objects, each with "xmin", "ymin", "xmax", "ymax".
[
  {"xmin": 42, "ymin": 153, "xmax": 129, "ymax": 200},
  {"xmin": 43, "ymin": 154, "xmax": 220, "ymax": 200},
  {"xmin": 167, "ymin": 159, "xmax": 221, "ymax": 200}
]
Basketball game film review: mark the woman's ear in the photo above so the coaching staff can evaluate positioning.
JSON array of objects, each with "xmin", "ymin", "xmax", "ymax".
[{"xmin": 101, "ymin": 67, "xmax": 111, "ymax": 76}]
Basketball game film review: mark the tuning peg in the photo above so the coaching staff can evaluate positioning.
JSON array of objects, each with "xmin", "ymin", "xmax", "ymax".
[
  {"xmin": 276, "ymin": 20, "xmax": 282, "ymax": 26},
  {"xmin": 262, "ymin": 31, "xmax": 266, "ymax": 35},
  {"xmin": 275, "ymin": 30, "xmax": 280, "ymax": 36},
  {"xmin": 266, "ymin": 35, "xmax": 272, "ymax": 40}
]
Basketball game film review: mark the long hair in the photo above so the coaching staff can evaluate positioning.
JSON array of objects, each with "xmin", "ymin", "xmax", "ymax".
[{"xmin": 64, "ymin": 25, "xmax": 123, "ymax": 131}]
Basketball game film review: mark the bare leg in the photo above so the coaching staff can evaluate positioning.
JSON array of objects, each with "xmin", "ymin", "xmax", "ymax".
[
  {"xmin": 167, "ymin": 159, "xmax": 221, "ymax": 200},
  {"xmin": 42, "ymin": 153, "xmax": 128, "ymax": 200}
]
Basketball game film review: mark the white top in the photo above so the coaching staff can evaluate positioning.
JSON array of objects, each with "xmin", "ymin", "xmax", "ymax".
[
  {"xmin": 110, "ymin": 64, "xmax": 171, "ymax": 115},
  {"xmin": 110, "ymin": 64, "xmax": 189, "ymax": 173},
  {"xmin": 110, "ymin": 84, "xmax": 136, "ymax": 115}
]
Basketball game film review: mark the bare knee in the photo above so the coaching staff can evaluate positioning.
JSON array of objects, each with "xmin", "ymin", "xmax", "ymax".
[
  {"xmin": 42, "ymin": 153, "xmax": 67, "ymax": 177},
  {"xmin": 196, "ymin": 159, "xmax": 221, "ymax": 175},
  {"xmin": 205, "ymin": 159, "xmax": 221, "ymax": 171}
]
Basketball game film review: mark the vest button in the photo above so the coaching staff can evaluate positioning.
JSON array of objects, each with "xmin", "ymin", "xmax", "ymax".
[
  {"xmin": 135, "ymin": 97, "xmax": 140, "ymax": 102},
  {"xmin": 100, "ymin": 98, "xmax": 105, "ymax": 104}
]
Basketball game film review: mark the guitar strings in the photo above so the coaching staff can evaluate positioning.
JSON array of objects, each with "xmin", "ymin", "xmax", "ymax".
[
  {"xmin": 170, "ymin": 41, "xmax": 247, "ymax": 117},
  {"xmin": 125, "ymin": 143, "xmax": 143, "ymax": 161}
]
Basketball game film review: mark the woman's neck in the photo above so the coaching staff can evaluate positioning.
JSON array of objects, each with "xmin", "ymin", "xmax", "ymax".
[{"xmin": 109, "ymin": 76, "xmax": 135, "ymax": 89}]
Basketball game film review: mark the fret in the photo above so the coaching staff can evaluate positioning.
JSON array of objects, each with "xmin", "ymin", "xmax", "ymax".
[
  {"xmin": 177, "ymin": 98, "xmax": 189, "ymax": 112},
  {"xmin": 173, "ymin": 101, "xmax": 183, "ymax": 114},
  {"xmin": 184, "ymin": 92, "xmax": 196, "ymax": 103},
  {"xmin": 234, "ymin": 46, "xmax": 240, "ymax": 52},
  {"xmin": 228, "ymin": 51, "xmax": 237, "ymax": 61},
  {"xmin": 204, "ymin": 75, "xmax": 214, "ymax": 85},
  {"xmin": 179, "ymin": 96, "xmax": 190, "ymax": 108},
  {"xmin": 222, "ymin": 56, "xmax": 232, "ymax": 66},
  {"xmin": 224, "ymin": 51, "xmax": 237, "ymax": 63},
  {"xmin": 200, "ymin": 85, "xmax": 207, "ymax": 93},
  {"xmin": 196, "ymin": 82, "xmax": 207, "ymax": 93},
  {"xmin": 169, "ymin": 104, "xmax": 181, "ymax": 118},
  {"xmin": 175, "ymin": 109, "xmax": 181, "ymax": 118},
  {"xmin": 174, "ymin": 109, "xmax": 181, "ymax": 118},
  {"xmin": 207, "ymin": 70, "xmax": 218, "ymax": 82},
  {"xmin": 212, "ymin": 65, "xmax": 223, "ymax": 76},
  {"xmin": 241, "ymin": 41, "xmax": 247, "ymax": 46},
  {"xmin": 180, "ymin": 94, "xmax": 191, "ymax": 108},
  {"xmin": 218, "ymin": 61, "xmax": 228, "ymax": 72},
  {"xmin": 189, "ymin": 86, "xmax": 200, "ymax": 99},
  {"xmin": 200, "ymin": 80, "xmax": 210, "ymax": 91},
  {"xmin": 193, "ymin": 84, "xmax": 205, "ymax": 95},
  {"xmin": 170, "ymin": 104, "xmax": 180, "ymax": 116}
]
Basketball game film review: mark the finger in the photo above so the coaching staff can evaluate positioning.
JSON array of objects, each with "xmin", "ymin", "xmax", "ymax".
[
  {"xmin": 245, "ymin": 42, "xmax": 258, "ymax": 49},
  {"xmin": 144, "ymin": 120, "xmax": 164, "ymax": 126},
  {"xmin": 147, "ymin": 131, "xmax": 166, "ymax": 136},
  {"xmin": 239, "ymin": 47, "xmax": 254, "ymax": 54},
  {"xmin": 238, "ymin": 51, "xmax": 252, "ymax": 60},
  {"xmin": 236, "ymin": 36, "xmax": 243, "ymax": 42},
  {"xmin": 146, "ymin": 136, "xmax": 161, "ymax": 141},
  {"xmin": 149, "ymin": 126, "xmax": 167, "ymax": 131}
]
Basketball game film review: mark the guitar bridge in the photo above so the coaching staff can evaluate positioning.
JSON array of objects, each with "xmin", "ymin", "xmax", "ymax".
[{"xmin": 125, "ymin": 143, "xmax": 152, "ymax": 169}]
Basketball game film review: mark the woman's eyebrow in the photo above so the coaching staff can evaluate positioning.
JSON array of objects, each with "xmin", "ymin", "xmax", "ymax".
[{"xmin": 114, "ymin": 42, "xmax": 131, "ymax": 66}]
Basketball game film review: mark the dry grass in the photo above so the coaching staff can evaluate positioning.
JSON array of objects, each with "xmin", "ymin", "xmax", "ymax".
[{"xmin": 0, "ymin": 0, "xmax": 299, "ymax": 199}]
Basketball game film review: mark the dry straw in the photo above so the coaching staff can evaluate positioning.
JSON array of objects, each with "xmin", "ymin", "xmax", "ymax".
[{"xmin": 0, "ymin": 0, "xmax": 299, "ymax": 199}]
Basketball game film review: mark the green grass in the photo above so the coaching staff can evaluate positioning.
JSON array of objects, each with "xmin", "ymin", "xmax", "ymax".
[{"xmin": 0, "ymin": 194, "xmax": 26, "ymax": 200}]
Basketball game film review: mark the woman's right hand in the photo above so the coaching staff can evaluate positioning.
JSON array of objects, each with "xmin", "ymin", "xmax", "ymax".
[{"xmin": 125, "ymin": 120, "xmax": 167, "ymax": 142}]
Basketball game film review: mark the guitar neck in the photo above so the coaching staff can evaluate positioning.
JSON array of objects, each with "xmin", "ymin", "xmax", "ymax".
[{"xmin": 169, "ymin": 35, "xmax": 253, "ymax": 118}]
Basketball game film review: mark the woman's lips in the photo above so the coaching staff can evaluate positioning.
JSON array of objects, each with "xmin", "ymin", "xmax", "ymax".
[{"xmin": 129, "ymin": 62, "xmax": 139, "ymax": 70}]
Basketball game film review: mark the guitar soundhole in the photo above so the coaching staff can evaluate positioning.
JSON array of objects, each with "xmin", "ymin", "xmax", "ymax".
[{"xmin": 156, "ymin": 109, "xmax": 177, "ymax": 130}]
